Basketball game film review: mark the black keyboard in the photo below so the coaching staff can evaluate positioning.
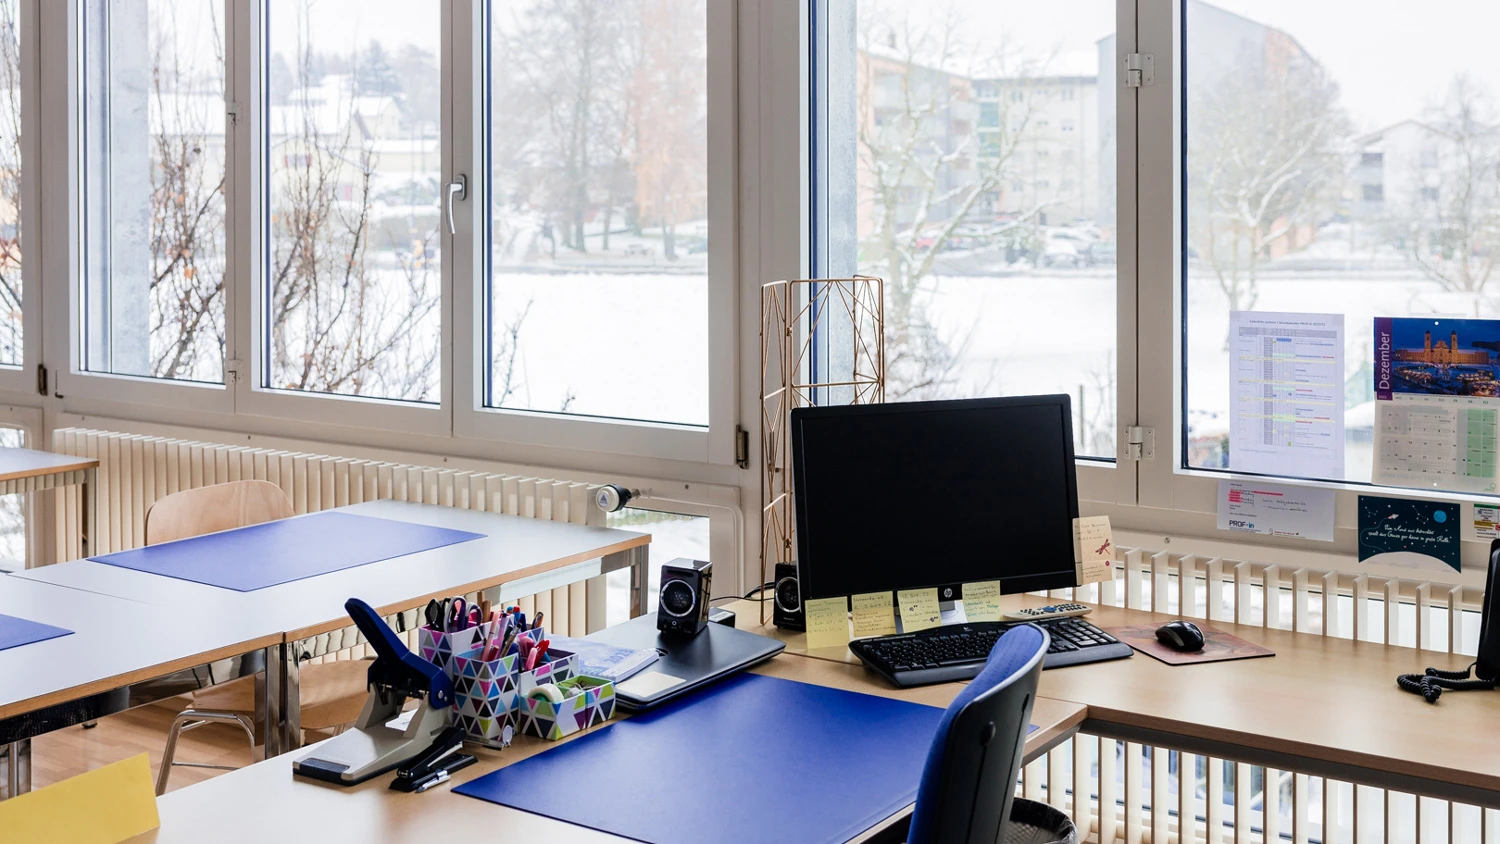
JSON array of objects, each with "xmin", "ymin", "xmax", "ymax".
[{"xmin": 848, "ymin": 617, "xmax": 1134, "ymax": 688}]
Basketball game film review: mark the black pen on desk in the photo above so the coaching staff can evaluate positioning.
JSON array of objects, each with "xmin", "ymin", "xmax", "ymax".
[{"xmin": 414, "ymin": 770, "xmax": 449, "ymax": 793}]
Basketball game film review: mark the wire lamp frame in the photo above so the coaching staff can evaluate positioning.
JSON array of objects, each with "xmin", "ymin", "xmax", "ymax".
[{"xmin": 759, "ymin": 276, "xmax": 885, "ymax": 624}]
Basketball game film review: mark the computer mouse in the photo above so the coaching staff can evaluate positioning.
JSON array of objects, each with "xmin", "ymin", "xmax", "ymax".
[{"xmin": 1155, "ymin": 620, "xmax": 1205, "ymax": 652}]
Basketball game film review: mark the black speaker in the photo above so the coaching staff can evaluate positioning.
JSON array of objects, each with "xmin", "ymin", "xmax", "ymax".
[
  {"xmin": 658, "ymin": 558, "xmax": 712, "ymax": 636},
  {"xmin": 773, "ymin": 562, "xmax": 804, "ymax": 631}
]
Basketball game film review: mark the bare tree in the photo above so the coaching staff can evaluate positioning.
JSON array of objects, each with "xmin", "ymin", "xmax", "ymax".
[
  {"xmin": 857, "ymin": 3, "xmax": 1046, "ymax": 399},
  {"xmin": 147, "ymin": 1, "xmax": 226, "ymax": 381},
  {"xmin": 0, "ymin": 0, "xmax": 22, "ymax": 366},
  {"xmin": 1385, "ymin": 75, "xmax": 1500, "ymax": 297},
  {"xmin": 632, "ymin": 0, "xmax": 707, "ymax": 260},
  {"xmin": 1187, "ymin": 42, "xmax": 1348, "ymax": 313}
]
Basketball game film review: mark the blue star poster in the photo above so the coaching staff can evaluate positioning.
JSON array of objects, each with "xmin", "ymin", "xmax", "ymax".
[{"xmin": 1358, "ymin": 495, "xmax": 1461, "ymax": 573}]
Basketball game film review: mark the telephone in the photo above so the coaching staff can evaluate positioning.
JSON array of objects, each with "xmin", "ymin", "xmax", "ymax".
[{"xmin": 1396, "ymin": 538, "xmax": 1500, "ymax": 703}]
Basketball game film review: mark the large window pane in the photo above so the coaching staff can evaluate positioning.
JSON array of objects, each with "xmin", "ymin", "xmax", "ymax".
[
  {"xmin": 82, "ymin": 0, "xmax": 225, "ymax": 383},
  {"xmin": 265, "ymin": 0, "xmax": 441, "ymax": 403},
  {"xmin": 823, "ymin": 1, "xmax": 1118, "ymax": 458},
  {"xmin": 0, "ymin": 1, "xmax": 19, "ymax": 367},
  {"xmin": 604, "ymin": 508, "xmax": 711, "ymax": 627},
  {"xmin": 1183, "ymin": 0, "xmax": 1500, "ymax": 490},
  {"xmin": 485, "ymin": 0, "xmax": 709, "ymax": 426}
]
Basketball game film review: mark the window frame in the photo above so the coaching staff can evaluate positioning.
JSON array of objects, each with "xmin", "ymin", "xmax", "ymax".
[
  {"xmin": 0, "ymin": 0, "xmax": 38, "ymax": 396},
  {"xmin": 805, "ymin": 0, "xmax": 1142, "ymax": 508},
  {"xmin": 451, "ymin": 0, "xmax": 738, "ymax": 466},
  {"xmin": 1137, "ymin": 0, "xmax": 1492, "ymax": 578}
]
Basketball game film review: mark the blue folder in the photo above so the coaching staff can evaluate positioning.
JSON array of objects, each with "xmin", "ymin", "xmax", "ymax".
[
  {"xmin": 90, "ymin": 511, "xmax": 485, "ymax": 592},
  {"xmin": 0, "ymin": 613, "xmax": 72, "ymax": 652},
  {"xmin": 454, "ymin": 673, "xmax": 945, "ymax": 844}
]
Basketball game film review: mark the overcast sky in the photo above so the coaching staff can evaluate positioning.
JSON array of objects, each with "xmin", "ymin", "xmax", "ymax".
[{"xmin": 916, "ymin": 0, "xmax": 1500, "ymax": 134}]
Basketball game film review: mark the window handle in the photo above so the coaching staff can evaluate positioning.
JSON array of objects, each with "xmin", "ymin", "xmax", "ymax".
[{"xmin": 446, "ymin": 175, "xmax": 468, "ymax": 235}]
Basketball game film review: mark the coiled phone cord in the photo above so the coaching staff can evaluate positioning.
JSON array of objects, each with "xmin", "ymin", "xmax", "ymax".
[{"xmin": 1397, "ymin": 663, "xmax": 1496, "ymax": 703}]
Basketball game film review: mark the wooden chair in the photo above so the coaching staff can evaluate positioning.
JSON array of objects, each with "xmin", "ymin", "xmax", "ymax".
[{"xmin": 151, "ymin": 481, "xmax": 371, "ymax": 794}]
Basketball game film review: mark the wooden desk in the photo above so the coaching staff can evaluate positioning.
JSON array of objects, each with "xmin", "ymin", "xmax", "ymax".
[
  {"xmin": 0, "ymin": 576, "xmax": 280, "ymax": 798},
  {"xmin": 0, "ymin": 447, "xmax": 99, "ymax": 567},
  {"xmin": 727, "ymin": 597, "xmax": 1500, "ymax": 808},
  {"xmin": 130, "ymin": 654, "xmax": 1087, "ymax": 844},
  {"xmin": 16, "ymin": 500, "xmax": 650, "ymax": 754}
]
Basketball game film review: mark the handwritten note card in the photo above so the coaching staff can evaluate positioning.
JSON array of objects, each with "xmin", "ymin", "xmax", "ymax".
[
  {"xmin": 963, "ymin": 581, "xmax": 1002, "ymax": 622},
  {"xmin": 897, "ymin": 588, "xmax": 942, "ymax": 633},
  {"xmin": 851, "ymin": 592, "xmax": 897, "ymax": 639},
  {"xmin": 804, "ymin": 597, "xmax": 852, "ymax": 649},
  {"xmin": 1073, "ymin": 515, "xmax": 1115, "ymax": 585}
]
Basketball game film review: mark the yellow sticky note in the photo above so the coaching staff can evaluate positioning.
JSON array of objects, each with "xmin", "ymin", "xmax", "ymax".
[
  {"xmin": 851, "ymin": 591, "xmax": 897, "ymax": 639},
  {"xmin": 963, "ymin": 580, "xmax": 1002, "ymax": 622},
  {"xmin": 1073, "ymin": 515, "xmax": 1115, "ymax": 585},
  {"xmin": 897, "ymin": 588, "xmax": 941, "ymax": 632},
  {"xmin": 0, "ymin": 753, "xmax": 159, "ymax": 843},
  {"xmin": 805, "ymin": 596, "xmax": 851, "ymax": 650}
]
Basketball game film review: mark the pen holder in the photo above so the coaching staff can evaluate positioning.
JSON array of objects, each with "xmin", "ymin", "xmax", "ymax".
[
  {"xmin": 512, "ymin": 641, "xmax": 578, "ymax": 701},
  {"xmin": 418, "ymin": 618, "xmax": 502, "ymax": 672},
  {"xmin": 518, "ymin": 675, "xmax": 617, "ymax": 740},
  {"xmin": 450, "ymin": 648, "xmax": 520, "ymax": 746}
]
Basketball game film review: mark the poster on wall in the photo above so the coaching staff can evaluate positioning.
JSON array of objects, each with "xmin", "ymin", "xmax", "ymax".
[
  {"xmin": 1373, "ymin": 317, "xmax": 1500, "ymax": 494},
  {"xmin": 1227, "ymin": 311, "xmax": 1344, "ymax": 478},
  {"xmin": 1357, "ymin": 494, "xmax": 1462, "ymax": 574}
]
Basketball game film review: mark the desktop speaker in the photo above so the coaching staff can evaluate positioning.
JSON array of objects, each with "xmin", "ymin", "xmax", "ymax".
[
  {"xmin": 658, "ymin": 558, "xmax": 712, "ymax": 636},
  {"xmin": 773, "ymin": 562, "xmax": 804, "ymax": 631}
]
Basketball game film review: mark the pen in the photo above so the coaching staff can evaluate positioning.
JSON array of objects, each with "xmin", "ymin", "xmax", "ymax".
[
  {"xmin": 531, "ymin": 612, "xmax": 544, "ymax": 632},
  {"xmin": 414, "ymin": 770, "xmax": 450, "ymax": 793}
]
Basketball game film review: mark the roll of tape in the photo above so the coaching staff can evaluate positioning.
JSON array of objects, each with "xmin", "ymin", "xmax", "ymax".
[{"xmin": 527, "ymin": 683, "xmax": 565, "ymax": 705}]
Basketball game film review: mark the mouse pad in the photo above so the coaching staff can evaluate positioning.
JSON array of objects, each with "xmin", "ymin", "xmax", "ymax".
[{"xmin": 1106, "ymin": 624, "xmax": 1274, "ymax": 666}]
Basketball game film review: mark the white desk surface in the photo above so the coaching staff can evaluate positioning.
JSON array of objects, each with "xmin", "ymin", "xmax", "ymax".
[
  {"xmin": 14, "ymin": 500, "xmax": 649, "ymax": 641},
  {"xmin": 0, "ymin": 447, "xmax": 97, "ymax": 483},
  {"xmin": 131, "ymin": 654, "xmax": 1087, "ymax": 844},
  {"xmin": 0, "ymin": 576, "xmax": 279, "ymax": 721}
]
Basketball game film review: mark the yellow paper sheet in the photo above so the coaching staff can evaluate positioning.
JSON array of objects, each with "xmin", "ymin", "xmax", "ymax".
[
  {"xmin": 1073, "ymin": 515, "xmax": 1115, "ymax": 585},
  {"xmin": 897, "ymin": 588, "xmax": 942, "ymax": 632},
  {"xmin": 850, "ymin": 591, "xmax": 897, "ymax": 638},
  {"xmin": 805, "ymin": 596, "xmax": 852, "ymax": 650},
  {"xmin": 963, "ymin": 580, "xmax": 1002, "ymax": 622},
  {"xmin": 0, "ymin": 753, "xmax": 159, "ymax": 844}
]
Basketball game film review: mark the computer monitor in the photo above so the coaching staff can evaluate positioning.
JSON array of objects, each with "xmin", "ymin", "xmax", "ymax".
[{"xmin": 789, "ymin": 395, "xmax": 1080, "ymax": 600}]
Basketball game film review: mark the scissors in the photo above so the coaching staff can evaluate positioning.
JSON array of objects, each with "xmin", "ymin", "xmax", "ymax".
[
  {"xmin": 424, "ymin": 599, "xmax": 445, "ymax": 630},
  {"xmin": 447, "ymin": 598, "xmax": 468, "ymax": 633}
]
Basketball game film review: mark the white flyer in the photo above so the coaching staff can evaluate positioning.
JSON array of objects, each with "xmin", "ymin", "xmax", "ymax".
[
  {"xmin": 1228, "ymin": 311, "xmax": 1345, "ymax": 478},
  {"xmin": 1476, "ymin": 505, "xmax": 1500, "ymax": 540},
  {"xmin": 1216, "ymin": 479, "xmax": 1336, "ymax": 542}
]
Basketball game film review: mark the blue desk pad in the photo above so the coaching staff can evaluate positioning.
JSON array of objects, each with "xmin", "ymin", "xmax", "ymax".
[
  {"xmin": 454, "ymin": 673, "xmax": 946, "ymax": 844},
  {"xmin": 0, "ymin": 612, "xmax": 73, "ymax": 652},
  {"xmin": 90, "ymin": 511, "xmax": 486, "ymax": 592}
]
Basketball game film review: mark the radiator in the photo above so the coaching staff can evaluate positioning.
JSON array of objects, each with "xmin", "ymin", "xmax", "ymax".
[
  {"xmin": 47, "ymin": 427, "xmax": 614, "ymax": 657},
  {"xmin": 1026, "ymin": 551, "xmax": 1497, "ymax": 844}
]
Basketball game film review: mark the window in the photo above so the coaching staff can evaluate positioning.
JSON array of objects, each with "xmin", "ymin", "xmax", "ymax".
[
  {"xmin": 819, "ymin": 1, "xmax": 1119, "ymax": 459},
  {"xmin": 0, "ymin": 0, "xmax": 18, "ymax": 368},
  {"xmin": 484, "ymin": 0, "xmax": 709, "ymax": 427},
  {"xmin": 1183, "ymin": 0, "xmax": 1500, "ymax": 491},
  {"xmin": 603, "ymin": 508, "xmax": 710, "ymax": 626},
  {"xmin": 263, "ymin": 0, "xmax": 442, "ymax": 403},
  {"xmin": 81, "ymin": 0, "xmax": 225, "ymax": 383},
  {"xmin": 1061, "ymin": 119, "xmax": 1074, "ymax": 133}
]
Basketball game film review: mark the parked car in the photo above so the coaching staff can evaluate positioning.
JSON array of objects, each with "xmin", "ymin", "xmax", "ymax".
[
  {"xmin": 1042, "ymin": 237, "xmax": 1084, "ymax": 268},
  {"xmin": 1085, "ymin": 241, "xmax": 1117, "ymax": 266}
]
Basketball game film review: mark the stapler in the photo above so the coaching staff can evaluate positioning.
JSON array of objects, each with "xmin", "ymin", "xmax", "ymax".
[{"xmin": 293, "ymin": 598, "xmax": 456, "ymax": 786}]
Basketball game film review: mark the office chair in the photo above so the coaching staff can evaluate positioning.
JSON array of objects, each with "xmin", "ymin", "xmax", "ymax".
[
  {"xmin": 907, "ymin": 624, "xmax": 1050, "ymax": 844},
  {"xmin": 151, "ymin": 481, "xmax": 370, "ymax": 794}
]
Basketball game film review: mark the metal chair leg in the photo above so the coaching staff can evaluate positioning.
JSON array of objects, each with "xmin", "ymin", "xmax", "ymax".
[{"xmin": 155, "ymin": 710, "xmax": 258, "ymax": 795}]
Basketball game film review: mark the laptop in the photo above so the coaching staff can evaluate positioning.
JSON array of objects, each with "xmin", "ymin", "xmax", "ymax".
[{"xmin": 584, "ymin": 613, "xmax": 785, "ymax": 710}]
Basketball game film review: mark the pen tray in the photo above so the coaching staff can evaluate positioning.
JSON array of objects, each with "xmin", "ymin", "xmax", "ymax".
[
  {"xmin": 418, "ymin": 619, "xmax": 502, "ymax": 672},
  {"xmin": 518, "ymin": 675, "xmax": 617, "ymax": 740},
  {"xmin": 509, "ymin": 629, "xmax": 576, "ymax": 697},
  {"xmin": 450, "ymin": 647, "xmax": 520, "ymax": 745}
]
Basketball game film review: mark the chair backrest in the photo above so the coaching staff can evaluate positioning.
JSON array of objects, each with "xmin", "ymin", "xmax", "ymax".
[
  {"xmin": 907, "ymin": 624, "xmax": 1050, "ymax": 844},
  {"xmin": 144, "ymin": 480, "xmax": 294, "ymax": 546}
]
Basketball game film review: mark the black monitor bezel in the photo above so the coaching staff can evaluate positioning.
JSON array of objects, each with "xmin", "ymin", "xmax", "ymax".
[{"xmin": 789, "ymin": 394, "xmax": 1082, "ymax": 600}]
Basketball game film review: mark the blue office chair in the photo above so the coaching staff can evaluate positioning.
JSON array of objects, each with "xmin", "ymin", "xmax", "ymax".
[{"xmin": 908, "ymin": 624, "xmax": 1051, "ymax": 844}]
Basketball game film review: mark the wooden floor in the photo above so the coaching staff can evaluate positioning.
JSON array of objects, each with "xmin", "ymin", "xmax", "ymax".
[{"xmin": 31, "ymin": 694, "xmax": 255, "ymax": 794}]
